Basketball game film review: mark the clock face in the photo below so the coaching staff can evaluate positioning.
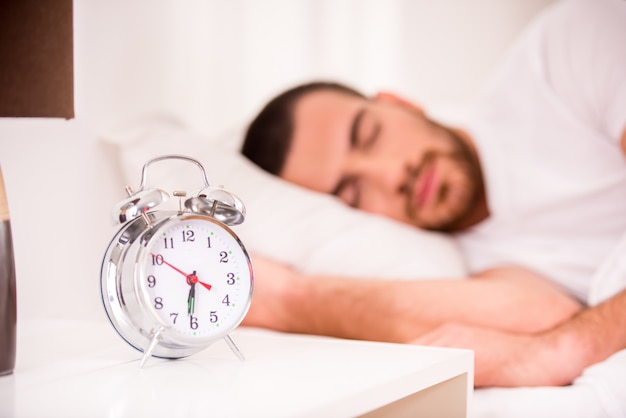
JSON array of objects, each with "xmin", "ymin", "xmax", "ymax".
[{"xmin": 137, "ymin": 215, "xmax": 253, "ymax": 345}]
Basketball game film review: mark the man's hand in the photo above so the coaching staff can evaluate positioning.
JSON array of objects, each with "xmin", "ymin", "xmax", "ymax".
[{"xmin": 412, "ymin": 322, "xmax": 584, "ymax": 387}]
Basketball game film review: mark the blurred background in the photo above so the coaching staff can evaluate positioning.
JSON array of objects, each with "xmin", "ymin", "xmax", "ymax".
[
  {"xmin": 74, "ymin": 0, "xmax": 555, "ymax": 137},
  {"xmin": 0, "ymin": 0, "xmax": 556, "ymax": 320}
]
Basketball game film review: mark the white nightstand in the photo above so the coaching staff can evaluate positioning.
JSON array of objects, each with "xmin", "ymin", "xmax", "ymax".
[{"xmin": 0, "ymin": 319, "xmax": 473, "ymax": 417}]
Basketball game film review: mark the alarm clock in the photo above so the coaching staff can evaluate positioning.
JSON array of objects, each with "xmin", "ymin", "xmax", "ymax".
[{"xmin": 100, "ymin": 155, "xmax": 254, "ymax": 366}]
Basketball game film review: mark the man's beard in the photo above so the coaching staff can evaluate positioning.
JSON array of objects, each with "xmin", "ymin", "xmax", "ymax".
[{"xmin": 403, "ymin": 124, "xmax": 484, "ymax": 232}]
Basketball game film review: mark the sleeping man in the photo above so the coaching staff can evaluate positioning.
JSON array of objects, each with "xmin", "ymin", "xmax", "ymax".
[{"xmin": 239, "ymin": 0, "xmax": 626, "ymax": 389}]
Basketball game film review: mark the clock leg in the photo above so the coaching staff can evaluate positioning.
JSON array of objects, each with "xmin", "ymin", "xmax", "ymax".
[
  {"xmin": 224, "ymin": 334, "xmax": 245, "ymax": 361},
  {"xmin": 140, "ymin": 327, "xmax": 164, "ymax": 368}
]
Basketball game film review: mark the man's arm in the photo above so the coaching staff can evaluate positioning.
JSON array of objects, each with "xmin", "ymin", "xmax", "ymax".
[
  {"xmin": 243, "ymin": 254, "xmax": 580, "ymax": 343},
  {"xmin": 414, "ymin": 287, "xmax": 626, "ymax": 387}
]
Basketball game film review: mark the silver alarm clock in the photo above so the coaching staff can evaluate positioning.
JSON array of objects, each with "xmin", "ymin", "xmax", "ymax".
[{"xmin": 100, "ymin": 155, "xmax": 254, "ymax": 366}]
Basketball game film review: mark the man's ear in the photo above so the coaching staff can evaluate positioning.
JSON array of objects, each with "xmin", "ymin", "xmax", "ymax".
[{"xmin": 374, "ymin": 91, "xmax": 425, "ymax": 115}]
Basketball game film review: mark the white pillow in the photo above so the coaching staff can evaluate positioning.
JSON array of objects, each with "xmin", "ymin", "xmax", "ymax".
[{"xmin": 102, "ymin": 117, "xmax": 467, "ymax": 279}]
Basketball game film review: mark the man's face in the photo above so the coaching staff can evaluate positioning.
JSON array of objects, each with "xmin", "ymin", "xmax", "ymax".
[{"xmin": 280, "ymin": 90, "xmax": 484, "ymax": 231}]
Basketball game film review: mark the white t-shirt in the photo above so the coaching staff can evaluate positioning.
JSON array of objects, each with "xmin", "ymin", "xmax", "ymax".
[{"xmin": 456, "ymin": 0, "xmax": 626, "ymax": 303}]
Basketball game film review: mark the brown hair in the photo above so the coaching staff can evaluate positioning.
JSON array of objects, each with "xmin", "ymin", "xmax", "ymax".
[{"xmin": 241, "ymin": 81, "xmax": 365, "ymax": 175}]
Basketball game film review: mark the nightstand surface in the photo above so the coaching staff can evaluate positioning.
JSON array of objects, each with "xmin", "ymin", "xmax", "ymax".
[{"xmin": 0, "ymin": 319, "xmax": 473, "ymax": 417}]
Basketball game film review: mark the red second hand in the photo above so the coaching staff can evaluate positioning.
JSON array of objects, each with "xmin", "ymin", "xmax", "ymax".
[{"xmin": 151, "ymin": 253, "xmax": 212, "ymax": 291}]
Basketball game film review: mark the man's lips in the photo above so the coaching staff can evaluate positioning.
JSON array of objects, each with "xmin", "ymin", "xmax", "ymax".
[{"xmin": 413, "ymin": 160, "xmax": 437, "ymax": 210}]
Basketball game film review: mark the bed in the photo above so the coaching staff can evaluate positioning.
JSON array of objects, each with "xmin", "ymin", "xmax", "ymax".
[{"xmin": 104, "ymin": 117, "xmax": 626, "ymax": 418}]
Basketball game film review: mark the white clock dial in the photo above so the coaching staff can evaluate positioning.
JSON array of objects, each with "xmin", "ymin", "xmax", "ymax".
[{"xmin": 138, "ymin": 215, "xmax": 253, "ymax": 345}]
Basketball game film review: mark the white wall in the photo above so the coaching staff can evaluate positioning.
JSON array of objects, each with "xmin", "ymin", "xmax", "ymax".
[
  {"xmin": 74, "ymin": 0, "xmax": 555, "ymax": 138},
  {"xmin": 0, "ymin": 118, "xmax": 124, "ymax": 320},
  {"xmin": 0, "ymin": 0, "xmax": 556, "ymax": 320}
]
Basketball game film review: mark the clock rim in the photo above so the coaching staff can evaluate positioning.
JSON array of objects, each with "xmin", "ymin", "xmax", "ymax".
[{"xmin": 100, "ymin": 211, "xmax": 254, "ymax": 360}]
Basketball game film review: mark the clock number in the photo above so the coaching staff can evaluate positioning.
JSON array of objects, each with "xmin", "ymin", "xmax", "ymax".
[
  {"xmin": 220, "ymin": 251, "xmax": 229, "ymax": 263},
  {"xmin": 190, "ymin": 315, "xmax": 199, "ymax": 330},
  {"xmin": 147, "ymin": 275, "xmax": 156, "ymax": 288},
  {"xmin": 226, "ymin": 272, "xmax": 235, "ymax": 285},
  {"xmin": 154, "ymin": 297, "xmax": 163, "ymax": 310},
  {"xmin": 222, "ymin": 294, "xmax": 230, "ymax": 306},
  {"xmin": 182, "ymin": 230, "xmax": 195, "ymax": 242},
  {"xmin": 163, "ymin": 237, "xmax": 174, "ymax": 249},
  {"xmin": 207, "ymin": 236, "xmax": 212, "ymax": 248},
  {"xmin": 170, "ymin": 313, "xmax": 178, "ymax": 324},
  {"xmin": 210, "ymin": 311, "xmax": 218, "ymax": 323},
  {"xmin": 152, "ymin": 254, "xmax": 164, "ymax": 265}
]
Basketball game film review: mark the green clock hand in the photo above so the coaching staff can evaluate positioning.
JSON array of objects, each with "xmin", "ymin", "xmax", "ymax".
[{"xmin": 187, "ymin": 280, "xmax": 196, "ymax": 316}]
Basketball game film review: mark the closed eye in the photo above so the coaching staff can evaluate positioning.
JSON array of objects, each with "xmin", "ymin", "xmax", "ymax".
[
  {"xmin": 356, "ymin": 111, "xmax": 381, "ymax": 151},
  {"xmin": 362, "ymin": 121, "xmax": 381, "ymax": 150},
  {"xmin": 350, "ymin": 109, "xmax": 366, "ymax": 149},
  {"xmin": 332, "ymin": 107, "xmax": 370, "ymax": 207}
]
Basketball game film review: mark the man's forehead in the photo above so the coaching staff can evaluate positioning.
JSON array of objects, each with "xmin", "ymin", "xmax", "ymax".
[{"xmin": 294, "ymin": 89, "xmax": 361, "ymax": 123}]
